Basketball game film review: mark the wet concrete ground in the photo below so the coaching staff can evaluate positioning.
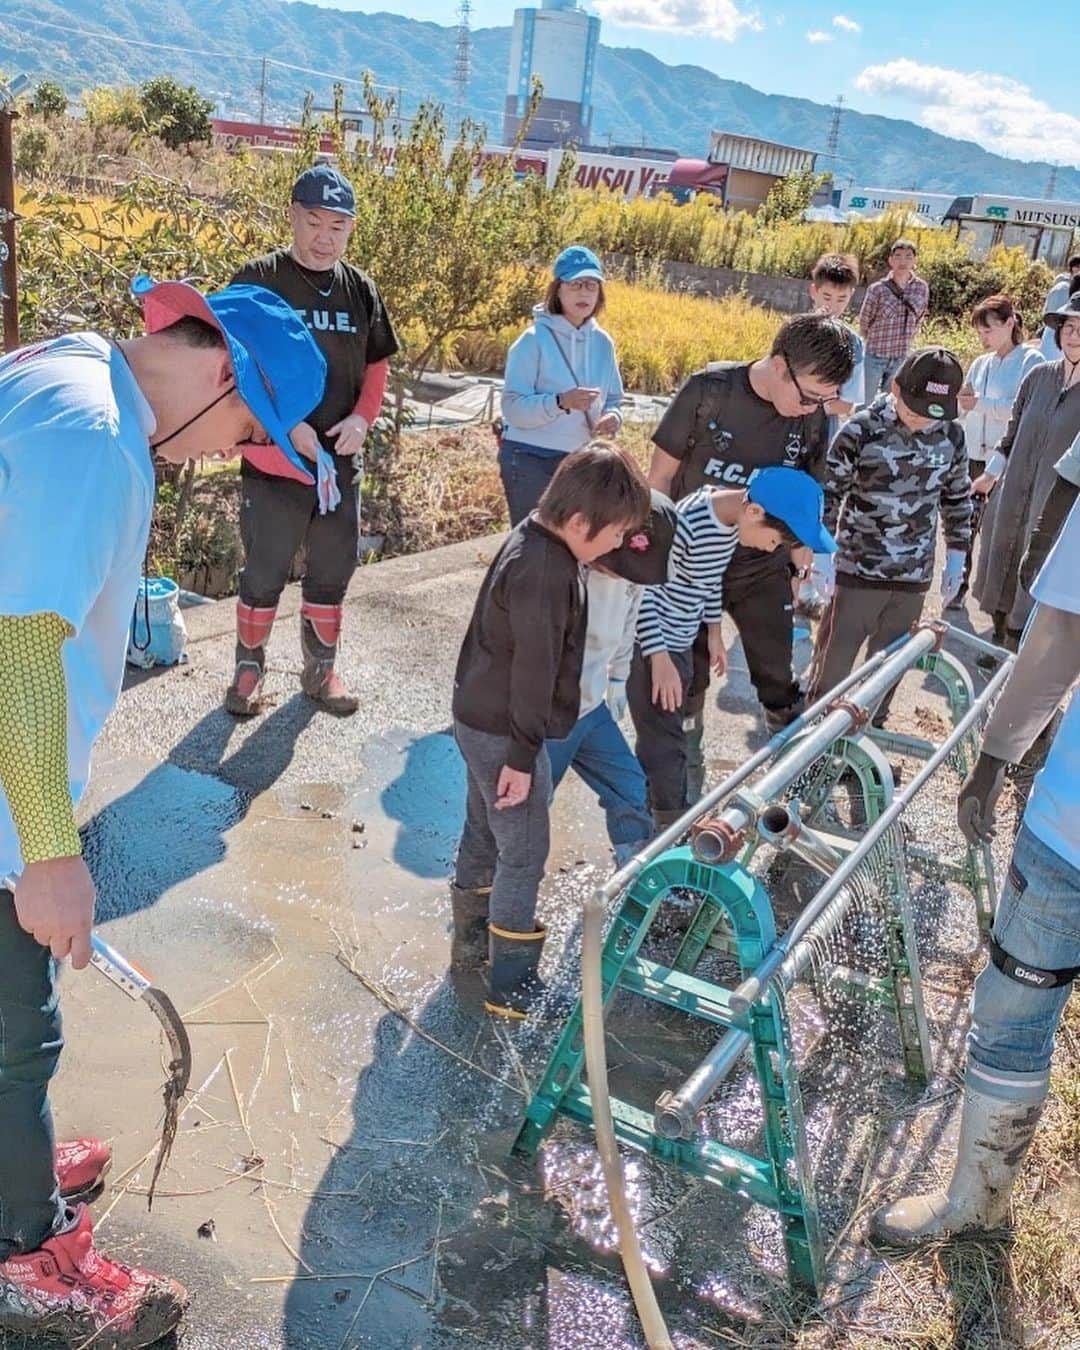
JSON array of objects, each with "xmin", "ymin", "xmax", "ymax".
[{"xmin": 4, "ymin": 537, "xmax": 1016, "ymax": 1349}]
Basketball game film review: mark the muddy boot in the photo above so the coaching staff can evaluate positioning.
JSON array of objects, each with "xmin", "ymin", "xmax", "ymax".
[
  {"xmin": 56, "ymin": 1138, "xmax": 112, "ymax": 1206},
  {"xmin": 300, "ymin": 602, "xmax": 359, "ymax": 715},
  {"xmin": 684, "ymin": 709, "xmax": 706, "ymax": 802},
  {"xmin": 485, "ymin": 925, "xmax": 566, "ymax": 1021},
  {"xmin": 450, "ymin": 884, "xmax": 491, "ymax": 972},
  {"xmin": 1004, "ymin": 627, "xmax": 1023, "ymax": 654},
  {"xmin": 224, "ymin": 600, "xmax": 276, "ymax": 716},
  {"xmin": 0, "ymin": 1204, "xmax": 188, "ymax": 1348},
  {"xmin": 870, "ymin": 1085, "xmax": 1045, "ymax": 1247},
  {"xmin": 991, "ymin": 609, "xmax": 1008, "ymax": 644}
]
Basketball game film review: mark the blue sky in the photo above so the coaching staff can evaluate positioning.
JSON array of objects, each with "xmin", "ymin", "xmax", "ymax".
[{"xmin": 314, "ymin": 0, "xmax": 1079, "ymax": 167}]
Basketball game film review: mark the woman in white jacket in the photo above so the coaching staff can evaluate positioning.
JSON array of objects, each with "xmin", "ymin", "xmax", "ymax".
[
  {"xmin": 499, "ymin": 245, "xmax": 625, "ymax": 524},
  {"xmin": 953, "ymin": 294, "xmax": 1043, "ymax": 609}
]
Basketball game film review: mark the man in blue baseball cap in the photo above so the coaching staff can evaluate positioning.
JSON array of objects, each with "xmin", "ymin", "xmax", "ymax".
[
  {"xmin": 227, "ymin": 162, "xmax": 400, "ymax": 717},
  {"xmin": 0, "ymin": 279, "xmax": 325, "ymax": 1348}
]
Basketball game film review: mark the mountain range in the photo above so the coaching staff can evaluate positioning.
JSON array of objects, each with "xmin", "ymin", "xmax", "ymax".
[{"xmin": 1, "ymin": 0, "xmax": 1077, "ymax": 200}]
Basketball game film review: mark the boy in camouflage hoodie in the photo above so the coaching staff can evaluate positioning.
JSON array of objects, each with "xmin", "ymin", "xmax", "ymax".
[{"xmin": 807, "ymin": 348, "xmax": 972, "ymax": 720}]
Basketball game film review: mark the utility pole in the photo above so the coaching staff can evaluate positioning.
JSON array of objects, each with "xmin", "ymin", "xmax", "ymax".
[
  {"xmin": 258, "ymin": 56, "xmax": 268, "ymax": 125},
  {"xmin": 454, "ymin": 0, "xmax": 472, "ymax": 125},
  {"xmin": 0, "ymin": 75, "xmax": 28, "ymax": 353}
]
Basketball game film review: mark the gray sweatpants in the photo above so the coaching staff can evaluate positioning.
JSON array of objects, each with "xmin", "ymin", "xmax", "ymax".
[
  {"xmin": 807, "ymin": 582, "xmax": 926, "ymax": 705},
  {"xmin": 453, "ymin": 720, "xmax": 552, "ymax": 933},
  {"xmin": 982, "ymin": 604, "xmax": 1080, "ymax": 764}
]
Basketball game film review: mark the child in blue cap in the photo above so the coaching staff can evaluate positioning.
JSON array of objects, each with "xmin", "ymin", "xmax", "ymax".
[
  {"xmin": 498, "ymin": 244, "xmax": 625, "ymax": 525},
  {"xmin": 0, "ymin": 279, "xmax": 325, "ymax": 1349},
  {"xmin": 629, "ymin": 467, "xmax": 836, "ymax": 825}
]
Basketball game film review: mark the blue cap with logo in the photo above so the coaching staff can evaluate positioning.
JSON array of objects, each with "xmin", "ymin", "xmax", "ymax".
[
  {"xmin": 553, "ymin": 245, "xmax": 605, "ymax": 283},
  {"xmin": 134, "ymin": 275, "xmax": 327, "ymax": 482},
  {"xmin": 747, "ymin": 466, "xmax": 837, "ymax": 554},
  {"xmin": 291, "ymin": 163, "xmax": 356, "ymax": 217}
]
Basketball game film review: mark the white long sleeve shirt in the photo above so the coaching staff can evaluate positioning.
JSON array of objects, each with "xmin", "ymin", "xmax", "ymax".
[
  {"xmin": 579, "ymin": 570, "xmax": 641, "ymax": 716},
  {"xmin": 962, "ymin": 344, "xmax": 1045, "ymax": 464}
]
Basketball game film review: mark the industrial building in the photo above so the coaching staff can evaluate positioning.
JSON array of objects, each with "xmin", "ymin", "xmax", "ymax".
[{"xmin": 503, "ymin": 0, "xmax": 600, "ymax": 148}]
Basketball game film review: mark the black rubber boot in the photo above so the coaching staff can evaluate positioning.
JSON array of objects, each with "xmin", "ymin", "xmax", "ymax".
[
  {"xmin": 652, "ymin": 806, "xmax": 686, "ymax": 837},
  {"xmin": 450, "ymin": 884, "xmax": 490, "ymax": 972},
  {"xmin": 484, "ymin": 925, "xmax": 560, "ymax": 1021}
]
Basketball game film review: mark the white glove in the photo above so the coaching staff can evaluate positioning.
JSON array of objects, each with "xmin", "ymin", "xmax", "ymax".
[
  {"xmin": 315, "ymin": 447, "xmax": 342, "ymax": 516},
  {"xmin": 811, "ymin": 553, "xmax": 836, "ymax": 602},
  {"xmin": 606, "ymin": 678, "xmax": 628, "ymax": 723},
  {"xmin": 940, "ymin": 549, "xmax": 966, "ymax": 605}
]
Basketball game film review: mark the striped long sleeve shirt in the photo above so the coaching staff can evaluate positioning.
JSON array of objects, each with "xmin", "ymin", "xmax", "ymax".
[{"xmin": 637, "ymin": 488, "xmax": 738, "ymax": 657}]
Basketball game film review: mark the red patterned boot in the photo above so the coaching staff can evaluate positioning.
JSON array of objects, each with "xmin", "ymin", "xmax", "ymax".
[
  {"xmin": 0, "ymin": 1205, "xmax": 188, "ymax": 1348},
  {"xmin": 300, "ymin": 602, "xmax": 359, "ymax": 715},
  {"xmin": 56, "ymin": 1137, "xmax": 112, "ymax": 1205},
  {"xmin": 225, "ymin": 600, "xmax": 277, "ymax": 716}
]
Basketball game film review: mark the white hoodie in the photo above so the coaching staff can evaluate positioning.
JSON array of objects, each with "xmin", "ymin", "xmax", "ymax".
[{"xmin": 501, "ymin": 305, "xmax": 624, "ymax": 456}]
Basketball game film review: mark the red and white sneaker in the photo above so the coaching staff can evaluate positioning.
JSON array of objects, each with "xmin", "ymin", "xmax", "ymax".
[
  {"xmin": 56, "ymin": 1137, "xmax": 112, "ymax": 1204},
  {"xmin": 0, "ymin": 1205, "xmax": 187, "ymax": 1349}
]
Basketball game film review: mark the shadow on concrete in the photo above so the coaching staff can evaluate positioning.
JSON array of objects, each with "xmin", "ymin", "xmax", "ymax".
[
  {"xmin": 376, "ymin": 730, "xmax": 465, "ymax": 880},
  {"xmin": 82, "ymin": 698, "xmax": 317, "ymax": 922}
]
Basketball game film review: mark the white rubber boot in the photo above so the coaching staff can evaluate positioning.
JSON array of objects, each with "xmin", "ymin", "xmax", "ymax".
[{"xmin": 870, "ymin": 1086, "xmax": 1045, "ymax": 1246}]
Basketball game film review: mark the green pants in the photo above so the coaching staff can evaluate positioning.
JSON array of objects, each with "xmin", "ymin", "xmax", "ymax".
[{"xmin": 0, "ymin": 890, "xmax": 64, "ymax": 1258}]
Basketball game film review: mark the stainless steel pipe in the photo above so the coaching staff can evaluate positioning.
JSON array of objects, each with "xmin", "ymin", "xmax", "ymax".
[
  {"xmin": 756, "ymin": 802, "xmax": 845, "ymax": 877},
  {"xmin": 728, "ymin": 653, "xmax": 1015, "ymax": 1019}
]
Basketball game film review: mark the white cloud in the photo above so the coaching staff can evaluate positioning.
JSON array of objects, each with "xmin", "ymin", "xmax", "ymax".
[
  {"xmin": 806, "ymin": 29, "xmax": 834, "ymax": 43},
  {"xmin": 854, "ymin": 58, "xmax": 1080, "ymax": 166},
  {"xmin": 593, "ymin": 1, "xmax": 762, "ymax": 42},
  {"xmin": 833, "ymin": 14, "xmax": 861, "ymax": 32}
]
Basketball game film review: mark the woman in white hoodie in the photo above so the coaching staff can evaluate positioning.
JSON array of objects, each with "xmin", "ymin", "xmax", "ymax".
[
  {"xmin": 499, "ymin": 245, "xmax": 625, "ymax": 524},
  {"xmin": 954, "ymin": 294, "xmax": 1043, "ymax": 610}
]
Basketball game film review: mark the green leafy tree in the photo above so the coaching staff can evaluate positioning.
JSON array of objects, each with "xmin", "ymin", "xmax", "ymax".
[
  {"xmin": 82, "ymin": 85, "xmax": 143, "ymax": 132},
  {"xmin": 138, "ymin": 76, "xmax": 213, "ymax": 149},
  {"xmin": 32, "ymin": 79, "xmax": 67, "ymax": 119},
  {"xmin": 756, "ymin": 169, "xmax": 830, "ymax": 228}
]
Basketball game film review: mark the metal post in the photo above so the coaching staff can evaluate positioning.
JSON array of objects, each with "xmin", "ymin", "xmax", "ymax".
[
  {"xmin": 0, "ymin": 103, "xmax": 19, "ymax": 353},
  {"xmin": 258, "ymin": 57, "xmax": 268, "ymax": 125}
]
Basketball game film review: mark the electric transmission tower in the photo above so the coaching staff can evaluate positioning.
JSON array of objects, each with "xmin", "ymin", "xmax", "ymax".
[
  {"xmin": 1046, "ymin": 163, "xmax": 1058, "ymax": 197},
  {"xmin": 454, "ymin": 0, "xmax": 472, "ymax": 124},
  {"xmin": 825, "ymin": 94, "xmax": 845, "ymax": 169}
]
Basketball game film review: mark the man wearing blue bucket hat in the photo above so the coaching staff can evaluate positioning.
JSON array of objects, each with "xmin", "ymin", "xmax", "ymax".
[
  {"xmin": 227, "ymin": 163, "xmax": 400, "ymax": 718},
  {"xmin": 0, "ymin": 279, "xmax": 325, "ymax": 1348}
]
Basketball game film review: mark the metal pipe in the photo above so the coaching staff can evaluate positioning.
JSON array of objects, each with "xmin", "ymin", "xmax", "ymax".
[
  {"xmin": 942, "ymin": 624, "xmax": 1010, "ymax": 663},
  {"xmin": 595, "ymin": 638, "xmax": 906, "ymax": 905},
  {"xmin": 728, "ymin": 653, "xmax": 1014, "ymax": 1018},
  {"xmin": 652, "ymin": 651, "xmax": 1013, "ymax": 1136},
  {"xmin": 692, "ymin": 627, "xmax": 940, "ymax": 865},
  {"xmin": 757, "ymin": 803, "xmax": 845, "ymax": 877}
]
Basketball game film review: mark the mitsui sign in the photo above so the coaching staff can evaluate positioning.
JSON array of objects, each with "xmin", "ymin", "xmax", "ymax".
[{"xmin": 973, "ymin": 196, "xmax": 1080, "ymax": 228}]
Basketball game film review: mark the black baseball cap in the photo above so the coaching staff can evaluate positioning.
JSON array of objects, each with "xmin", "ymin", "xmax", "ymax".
[
  {"xmin": 291, "ymin": 164, "xmax": 356, "ymax": 217},
  {"xmin": 596, "ymin": 489, "xmax": 677, "ymax": 585},
  {"xmin": 894, "ymin": 347, "xmax": 963, "ymax": 420}
]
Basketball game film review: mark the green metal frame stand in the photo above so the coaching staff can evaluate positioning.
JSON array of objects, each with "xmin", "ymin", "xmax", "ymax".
[{"xmin": 513, "ymin": 644, "xmax": 998, "ymax": 1293}]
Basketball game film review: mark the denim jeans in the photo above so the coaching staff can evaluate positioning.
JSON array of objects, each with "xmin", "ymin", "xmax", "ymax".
[
  {"xmin": 965, "ymin": 823, "xmax": 1080, "ymax": 1106},
  {"xmin": 497, "ymin": 442, "xmax": 564, "ymax": 527},
  {"xmin": 546, "ymin": 703, "xmax": 653, "ymax": 863},
  {"xmin": 0, "ymin": 890, "xmax": 64, "ymax": 1258},
  {"xmin": 861, "ymin": 352, "xmax": 905, "ymax": 405}
]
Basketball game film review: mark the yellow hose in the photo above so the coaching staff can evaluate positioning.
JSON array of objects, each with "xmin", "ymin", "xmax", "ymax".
[{"xmin": 580, "ymin": 888, "xmax": 675, "ymax": 1350}]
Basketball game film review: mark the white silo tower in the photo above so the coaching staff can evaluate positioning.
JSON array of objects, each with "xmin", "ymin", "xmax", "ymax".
[{"xmin": 503, "ymin": 0, "xmax": 601, "ymax": 148}]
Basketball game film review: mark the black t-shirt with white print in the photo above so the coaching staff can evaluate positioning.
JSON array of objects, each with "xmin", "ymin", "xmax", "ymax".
[
  {"xmin": 652, "ymin": 361, "xmax": 828, "ymax": 578},
  {"xmin": 232, "ymin": 248, "xmax": 399, "ymax": 453}
]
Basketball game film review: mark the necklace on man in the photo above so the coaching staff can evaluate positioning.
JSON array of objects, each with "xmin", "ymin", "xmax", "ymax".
[{"xmin": 288, "ymin": 251, "xmax": 335, "ymax": 298}]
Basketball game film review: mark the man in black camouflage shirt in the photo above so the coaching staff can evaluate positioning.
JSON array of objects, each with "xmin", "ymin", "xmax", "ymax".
[{"xmin": 807, "ymin": 348, "xmax": 971, "ymax": 720}]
